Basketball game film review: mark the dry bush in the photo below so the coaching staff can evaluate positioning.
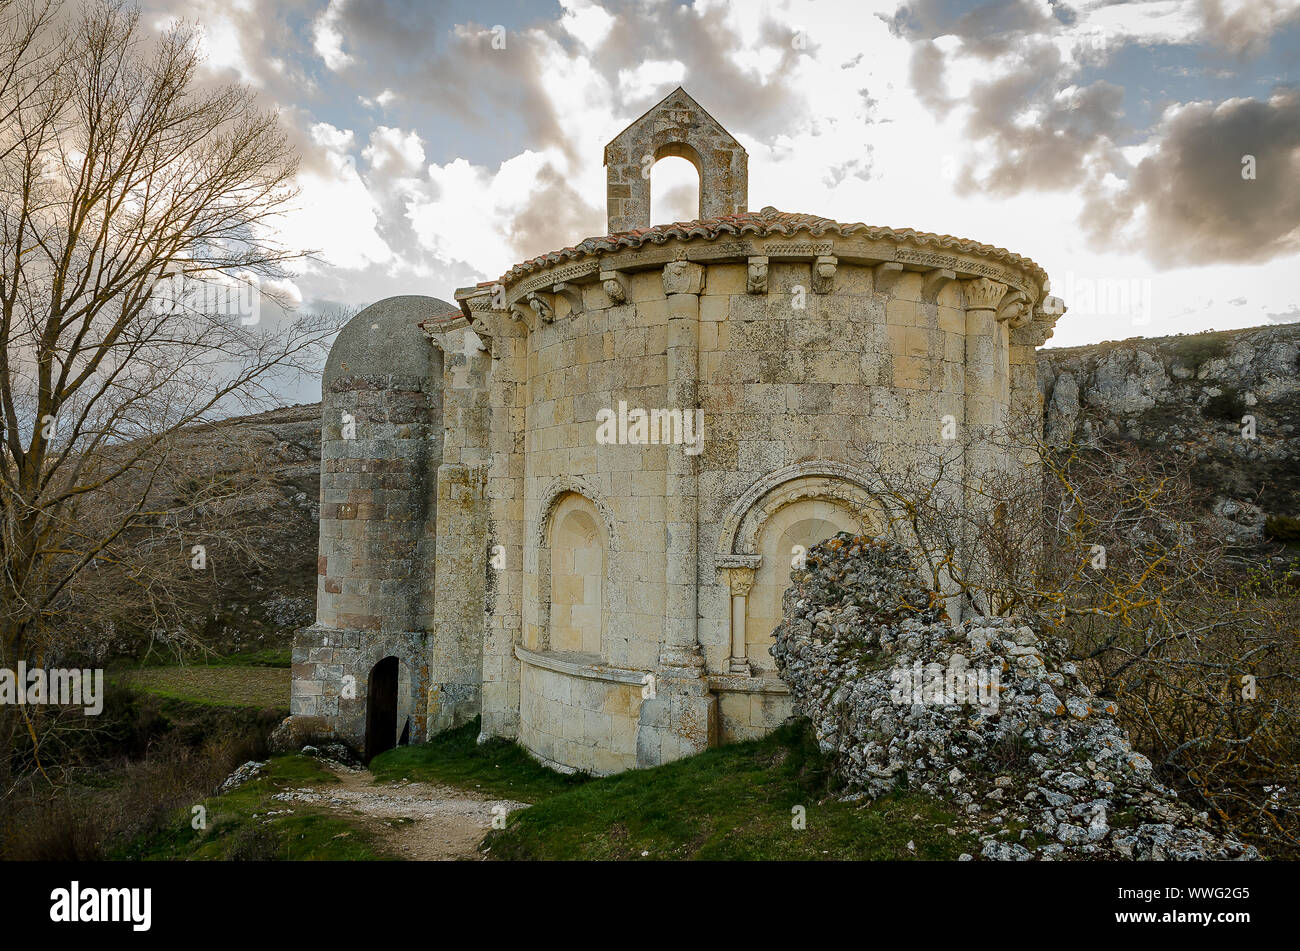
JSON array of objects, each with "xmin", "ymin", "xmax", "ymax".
[
  {"xmin": 851, "ymin": 413, "xmax": 1300, "ymax": 857},
  {"xmin": 1, "ymin": 688, "xmax": 274, "ymax": 859}
]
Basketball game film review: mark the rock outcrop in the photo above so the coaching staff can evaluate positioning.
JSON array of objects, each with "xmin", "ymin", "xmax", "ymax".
[
  {"xmin": 1040, "ymin": 323, "xmax": 1300, "ymax": 542},
  {"xmin": 771, "ymin": 533, "xmax": 1258, "ymax": 861}
]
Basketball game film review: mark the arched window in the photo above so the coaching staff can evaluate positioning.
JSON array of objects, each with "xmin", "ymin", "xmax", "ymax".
[
  {"xmin": 547, "ymin": 493, "xmax": 606, "ymax": 655},
  {"xmin": 649, "ymin": 154, "xmax": 701, "ymax": 226}
]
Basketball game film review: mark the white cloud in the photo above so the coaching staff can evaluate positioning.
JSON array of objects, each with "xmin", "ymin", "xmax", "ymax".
[
  {"xmin": 560, "ymin": 0, "xmax": 615, "ymax": 49},
  {"xmin": 359, "ymin": 89, "xmax": 397, "ymax": 110},
  {"xmin": 363, "ymin": 126, "xmax": 425, "ymax": 175},
  {"xmin": 313, "ymin": 0, "xmax": 353, "ymax": 71},
  {"xmin": 275, "ymin": 123, "xmax": 392, "ymax": 272}
]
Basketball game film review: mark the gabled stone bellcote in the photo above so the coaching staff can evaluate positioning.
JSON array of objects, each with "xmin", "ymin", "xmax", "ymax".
[{"xmin": 603, "ymin": 86, "xmax": 747, "ymax": 234}]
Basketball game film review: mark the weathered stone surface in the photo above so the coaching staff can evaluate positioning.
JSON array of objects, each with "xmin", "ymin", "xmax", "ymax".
[
  {"xmin": 771, "ymin": 533, "xmax": 1257, "ymax": 861},
  {"xmin": 293, "ymin": 90, "xmax": 1065, "ymax": 776},
  {"xmin": 1040, "ymin": 323, "xmax": 1300, "ymax": 537}
]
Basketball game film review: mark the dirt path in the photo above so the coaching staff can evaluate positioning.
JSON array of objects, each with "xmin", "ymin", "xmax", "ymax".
[{"xmin": 273, "ymin": 764, "xmax": 530, "ymax": 860}]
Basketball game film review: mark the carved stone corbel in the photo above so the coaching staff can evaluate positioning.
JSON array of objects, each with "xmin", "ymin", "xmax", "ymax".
[
  {"xmin": 746, "ymin": 256, "xmax": 769, "ymax": 295},
  {"xmin": 551, "ymin": 281, "xmax": 585, "ymax": 317},
  {"xmin": 600, "ymin": 269, "xmax": 630, "ymax": 305},
  {"xmin": 526, "ymin": 291, "xmax": 555, "ymax": 323},
  {"xmin": 663, "ymin": 259, "xmax": 706, "ymax": 296},
  {"xmin": 921, "ymin": 268, "xmax": 956, "ymax": 303},
  {"xmin": 507, "ymin": 301, "xmax": 532, "ymax": 327},
  {"xmin": 997, "ymin": 289, "xmax": 1030, "ymax": 328},
  {"xmin": 811, "ymin": 255, "xmax": 837, "ymax": 295},
  {"xmin": 873, "ymin": 261, "xmax": 904, "ymax": 296}
]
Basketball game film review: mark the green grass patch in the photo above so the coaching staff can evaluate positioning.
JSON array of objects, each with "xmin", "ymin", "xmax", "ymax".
[
  {"xmin": 115, "ymin": 754, "xmax": 389, "ymax": 861},
  {"xmin": 1174, "ymin": 330, "xmax": 1233, "ymax": 370},
  {"xmin": 112, "ymin": 666, "xmax": 289, "ymax": 710},
  {"xmin": 481, "ymin": 721, "xmax": 976, "ymax": 860},
  {"xmin": 369, "ymin": 717, "xmax": 588, "ymax": 803}
]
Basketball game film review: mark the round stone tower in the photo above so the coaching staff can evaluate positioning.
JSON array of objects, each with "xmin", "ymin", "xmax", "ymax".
[{"xmin": 293, "ymin": 295, "xmax": 447, "ymax": 760}]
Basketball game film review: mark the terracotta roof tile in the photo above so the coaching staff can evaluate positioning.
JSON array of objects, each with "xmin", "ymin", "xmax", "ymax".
[{"xmin": 489, "ymin": 206, "xmax": 1048, "ymax": 290}]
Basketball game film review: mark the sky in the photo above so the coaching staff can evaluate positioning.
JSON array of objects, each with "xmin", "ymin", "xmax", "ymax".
[{"xmin": 139, "ymin": 0, "xmax": 1300, "ymax": 366}]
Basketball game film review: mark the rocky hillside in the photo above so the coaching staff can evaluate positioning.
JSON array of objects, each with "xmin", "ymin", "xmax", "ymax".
[
  {"xmin": 1040, "ymin": 322, "xmax": 1300, "ymax": 544},
  {"xmin": 76, "ymin": 403, "xmax": 322, "ymax": 663}
]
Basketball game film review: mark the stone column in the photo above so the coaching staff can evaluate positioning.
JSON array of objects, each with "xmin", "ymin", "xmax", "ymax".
[
  {"xmin": 962, "ymin": 277, "xmax": 1008, "ymax": 435},
  {"xmin": 960, "ymin": 277, "xmax": 1008, "ymax": 620},
  {"xmin": 660, "ymin": 258, "xmax": 706, "ymax": 674},
  {"xmin": 638, "ymin": 258, "xmax": 717, "ymax": 767},
  {"xmin": 480, "ymin": 310, "xmax": 529, "ymax": 741},
  {"xmin": 721, "ymin": 566, "xmax": 755, "ymax": 675}
]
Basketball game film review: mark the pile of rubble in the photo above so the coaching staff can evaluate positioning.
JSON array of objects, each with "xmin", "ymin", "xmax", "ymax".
[{"xmin": 770, "ymin": 533, "xmax": 1257, "ymax": 861}]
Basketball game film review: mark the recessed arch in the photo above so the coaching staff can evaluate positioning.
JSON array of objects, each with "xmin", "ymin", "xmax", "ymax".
[
  {"xmin": 529, "ymin": 477, "xmax": 614, "ymax": 655},
  {"xmin": 716, "ymin": 461, "xmax": 884, "ymax": 557}
]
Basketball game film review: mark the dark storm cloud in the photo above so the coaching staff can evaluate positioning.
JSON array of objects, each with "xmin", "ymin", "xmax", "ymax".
[{"xmin": 1082, "ymin": 87, "xmax": 1300, "ymax": 266}]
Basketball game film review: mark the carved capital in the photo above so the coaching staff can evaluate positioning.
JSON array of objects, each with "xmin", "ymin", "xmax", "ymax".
[
  {"xmin": 662, "ymin": 259, "xmax": 706, "ymax": 296},
  {"xmin": 964, "ymin": 277, "xmax": 1008, "ymax": 311},
  {"xmin": 746, "ymin": 256, "xmax": 769, "ymax": 295},
  {"xmin": 720, "ymin": 565, "xmax": 756, "ymax": 596}
]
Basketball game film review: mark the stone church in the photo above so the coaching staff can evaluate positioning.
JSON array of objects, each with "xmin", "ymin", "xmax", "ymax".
[{"xmin": 290, "ymin": 88, "xmax": 1066, "ymax": 772}]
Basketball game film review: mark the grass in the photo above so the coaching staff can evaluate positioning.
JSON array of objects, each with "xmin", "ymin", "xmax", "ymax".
[
  {"xmin": 115, "ymin": 753, "xmax": 390, "ymax": 861},
  {"xmin": 115, "ymin": 717, "xmax": 979, "ymax": 861},
  {"xmin": 468, "ymin": 720, "xmax": 976, "ymax": 860},
  {"xmin": 369, "ymin": 717, "xmax": 589, "ymax": 803},
  {"xmin": 112, "ymin": 666, "xmax": 289, "ymax": 710}
]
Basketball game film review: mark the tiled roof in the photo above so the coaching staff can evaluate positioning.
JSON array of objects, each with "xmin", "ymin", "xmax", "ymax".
[{"xmin": 484, "ymin": 206, "xmax": 1048, "ymax": 290}]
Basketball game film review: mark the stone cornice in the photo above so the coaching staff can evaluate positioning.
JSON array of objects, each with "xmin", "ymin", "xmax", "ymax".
[{"xmin": 468, "ymin": 206, "xmax": 1050, "ymax": 301}]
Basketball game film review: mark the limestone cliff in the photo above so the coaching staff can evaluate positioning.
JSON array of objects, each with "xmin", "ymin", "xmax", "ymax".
[{"xmin": 1039, "ymin": 322, "xmax": 1300, "ymax": 544}]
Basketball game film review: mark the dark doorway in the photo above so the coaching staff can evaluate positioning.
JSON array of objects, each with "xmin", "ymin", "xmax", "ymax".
[{"xmin": 365, "ymin": 657, "xmax": 399, "ymax": 763}]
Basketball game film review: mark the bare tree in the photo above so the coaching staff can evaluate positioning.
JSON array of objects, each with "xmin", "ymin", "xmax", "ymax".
[
  {"xmin": 850, "ymin": 411, "xmax": 1300, "ymax": 856},
  {"xmin": 0, "ymin": 0, "xmax": 337, "ymax": 782}
]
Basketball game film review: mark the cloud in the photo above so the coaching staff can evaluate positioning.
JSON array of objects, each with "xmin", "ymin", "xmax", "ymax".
[
  {"xmin": 1198, "ymin": 0, "xmax": 1300, "ymax": 56},
  {"xmin": 313, "ymin": 0, "xmax": 353, "ymax": 70},
  {"xmin": 909, "ymin": 40, "xmax": 954, "ymax": 116},
  {"xmin": 889, "ymin": 0, "xmax": 1065, "ymax": 58},
  {"xmin": 1085, "ymin": 88, "xmax": 1300, "ymax": 266}
]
